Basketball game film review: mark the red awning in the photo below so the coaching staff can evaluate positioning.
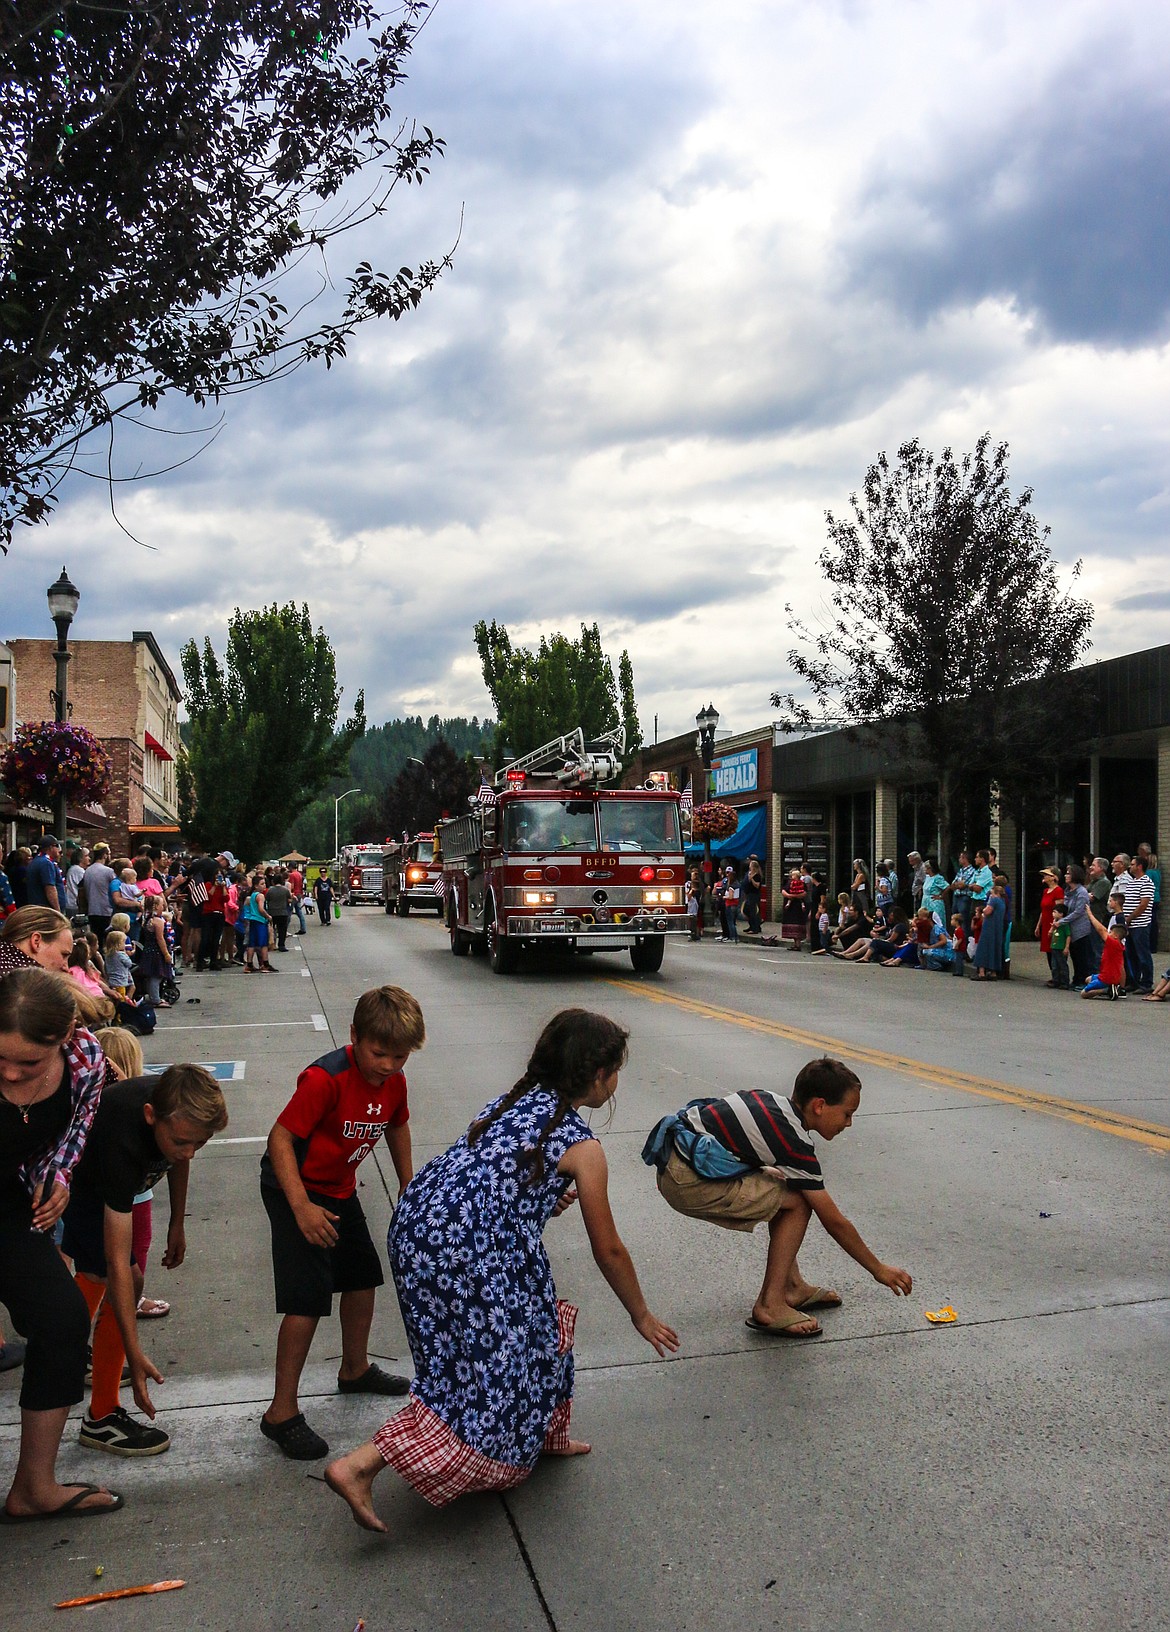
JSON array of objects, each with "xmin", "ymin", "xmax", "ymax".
[{"xmin": 144, "ymin": 731, "xmax": 173, "ymax": 762}]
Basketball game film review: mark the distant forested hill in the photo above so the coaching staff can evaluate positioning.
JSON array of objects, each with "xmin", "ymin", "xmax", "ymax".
[{"xmin": 278, "ymin": 715, "xmax": 494, "ymax": 857}]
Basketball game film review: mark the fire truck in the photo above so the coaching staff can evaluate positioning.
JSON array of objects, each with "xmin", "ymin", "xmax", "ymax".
[
  {"xmin": 438, "ymin": 728, "xmax": 687, "ymax": 974},
  {"xmin": 338, "ymin": 845, "xmax": 385, "ymax": 905},
  {"xmin": 381, "ymin": 832, "xmax": 444, "ymax": 916}
]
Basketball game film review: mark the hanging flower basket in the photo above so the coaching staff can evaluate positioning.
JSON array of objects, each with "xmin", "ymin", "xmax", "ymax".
[
  {"xmin": 0, "ymin": 720, "xmax": 112, "ymax": 808},
  {"xmin": 690, "ymin": 800, "xmax": 738, "ymax": 840}
]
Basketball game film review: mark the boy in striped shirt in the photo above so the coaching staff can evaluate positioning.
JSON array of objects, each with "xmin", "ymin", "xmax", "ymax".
[{"xmin": 656, "ymin": 1058, "xmax": 912, "ymax": 1338}]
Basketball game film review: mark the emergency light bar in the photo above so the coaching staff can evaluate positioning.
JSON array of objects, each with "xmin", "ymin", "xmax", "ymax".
[{"xmin": 506, "ymin": 769, "xmax": 526, "ymax": 785}]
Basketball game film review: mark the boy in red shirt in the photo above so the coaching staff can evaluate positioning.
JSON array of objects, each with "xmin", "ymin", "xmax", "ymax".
[{"xmin": 259, "ymin": 986, "xmax": 426, "ymax": 1459}]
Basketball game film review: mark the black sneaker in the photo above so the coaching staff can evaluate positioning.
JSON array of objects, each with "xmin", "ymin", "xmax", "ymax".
[
  {"xmin": 337, "ymin": 1363, "xmax": 410, "ymax": 1396},
  {"xmin": 260, "ymin": 1412, "xmax": 328, "ymax": 1460},
  {"xmin": 79, "ymin": 1407, "xmax": 170, "ymax": 1457}
]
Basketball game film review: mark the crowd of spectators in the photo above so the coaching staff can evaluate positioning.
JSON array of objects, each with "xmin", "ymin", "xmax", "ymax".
[{"xmin": 689, "ymin": 842, "xmax": 1163, "ymax": 996}]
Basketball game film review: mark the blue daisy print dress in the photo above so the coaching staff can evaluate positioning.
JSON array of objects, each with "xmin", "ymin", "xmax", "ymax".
[{"xmin": 374, "ymin": 1086, "xmax": 595, "ymax": 1506}]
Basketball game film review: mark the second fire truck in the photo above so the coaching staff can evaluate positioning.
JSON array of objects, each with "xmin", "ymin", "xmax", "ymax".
[{"xmin": 438, "ymin": 728, "xmax": 688, "ymax": 974}]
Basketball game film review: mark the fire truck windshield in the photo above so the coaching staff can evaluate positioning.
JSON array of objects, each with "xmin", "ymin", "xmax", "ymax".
[
  {"xmin": 413, "ymin": 841, "xmax": 434, "ymax": 863},
  {"xmin": 505, "ymin": 799, "xmax": 599, "ymax": 852},
  {"xmin": 599, "ymin": 800, "xmax": 681, "ymax": 853}
]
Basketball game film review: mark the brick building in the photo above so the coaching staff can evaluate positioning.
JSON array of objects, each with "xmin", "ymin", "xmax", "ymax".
[{"xmin": 4, "ymin": 633, "xmax": 182, "ymax": 856}]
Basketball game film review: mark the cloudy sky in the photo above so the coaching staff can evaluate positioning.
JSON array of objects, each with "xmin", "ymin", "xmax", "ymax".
[{"xmin": 5, "ymin": 0, "xmax": 1170, "ymax": 741}]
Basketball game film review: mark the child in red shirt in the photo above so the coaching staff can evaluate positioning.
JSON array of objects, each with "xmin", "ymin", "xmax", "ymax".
[
  {"xmin": 259, "ymin": 986, "xmax": 426, "ymax": 1460},
  {"xmin": 1083, "ymin": 893, "xmax": 1127, "ymax": 1000}
]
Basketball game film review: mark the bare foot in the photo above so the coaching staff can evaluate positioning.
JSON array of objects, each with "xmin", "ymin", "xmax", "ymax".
[
  {"xmin": 324, "ymin": 1449, "xmax": 387, "ymax": 1534},
  {"xmin": 542, "ymin": 1438, "xmax": 591, "ymax": 1457}
]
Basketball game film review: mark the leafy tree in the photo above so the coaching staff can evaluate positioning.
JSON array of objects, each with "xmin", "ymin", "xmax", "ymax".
[
  {"xmin": 770, "ymin": 435, "xmax": 1094, "ymax": 863},
  {"xmin": 367, "ymin": 738, "xmax": 477, "ymax": 842},
  {"xmin": 0, "ymin": 0, "xmax": 448, "ymax": 549},
  {"xmin": 180, "ymin": 602, "xmax": 364, "ymax": 859},
  {"xmin": 474, "ymin": 620, "xmax": 643, "ymax": 763}
]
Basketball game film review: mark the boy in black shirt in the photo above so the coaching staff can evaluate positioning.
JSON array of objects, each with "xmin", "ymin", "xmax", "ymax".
[{"xmin": 62, "ymin": 1065, "xmax": 228, "ymax": 1456}]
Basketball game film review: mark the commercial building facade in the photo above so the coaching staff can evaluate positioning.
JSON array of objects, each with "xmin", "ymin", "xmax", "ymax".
[
  {"xmin": 2, "ymin": 632, "xmax": 182, "ymax": 857},
  {"xmin": 626, "ymin": 640, "xmax": 1170, "ymax": 941}
]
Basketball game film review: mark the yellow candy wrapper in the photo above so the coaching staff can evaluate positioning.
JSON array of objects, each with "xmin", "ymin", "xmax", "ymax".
[{"xmin": 924, "ymin": 1306, "xmax": 957, "ymax": 1324}]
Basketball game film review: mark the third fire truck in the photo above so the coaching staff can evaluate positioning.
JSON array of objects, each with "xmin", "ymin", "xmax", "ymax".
[
  {"xmin": 438, "ymin": 728, "xmax": 687, "ymax": 974},
  {"xmin": 381, "ymin": 832, "xmax": 445, "ymax": 916}
]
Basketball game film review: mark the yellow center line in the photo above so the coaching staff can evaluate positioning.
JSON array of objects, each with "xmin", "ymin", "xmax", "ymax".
[{"xmin": 603, "ymin": 979, "xmax": 1170, "ymax": 1157}]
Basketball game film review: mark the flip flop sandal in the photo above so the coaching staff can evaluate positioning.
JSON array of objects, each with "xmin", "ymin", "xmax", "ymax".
[
  {"xmin": 792, "ymin": 1286, "xmax": 842, "ymax": 1311},
  {"xmin": 0, "ymin": 1484, "xmax": 124, "ymax": 1523},
  {"xmin": 744, "ymin": 1312, "xmax": 822, "ymax": 1339},
  {"xmin": 136, "ymin": 1297, "xmax": 170, "ymax": 1319}
]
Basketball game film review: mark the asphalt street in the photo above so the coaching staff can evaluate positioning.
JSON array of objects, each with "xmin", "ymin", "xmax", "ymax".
[{"xmin": 2, "ymin": 909, "xmax": 1167, "ymax": 1631}]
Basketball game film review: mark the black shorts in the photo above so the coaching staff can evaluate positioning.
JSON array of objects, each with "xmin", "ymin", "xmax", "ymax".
[
  {"xmin": 261, "ymin": 1181, "xmax": 383, "ymax": 1317},
  {"xmin": 61, "ymin": 1190, "xmax": 136, "ymax": 1279}
]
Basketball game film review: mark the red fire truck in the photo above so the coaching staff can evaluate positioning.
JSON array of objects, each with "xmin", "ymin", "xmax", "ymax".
[
  {"xmin": 338, "ymin": 844, "xmax": 385, "ymax": 905},
  {"xmin": 438, "ymin": 728, "xmax": 687, "ymax": 974},
  {"xmin": 381, "ymin": 832, "xmax": 444, "ymax": 916}
]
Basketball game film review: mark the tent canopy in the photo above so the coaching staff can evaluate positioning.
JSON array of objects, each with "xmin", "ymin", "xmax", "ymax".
[
  {"xmin": 685, "ymin": 802, "xmax": 767, "ymax": 864},
  {"xmin": 279, "ymin": 850, "xmax": 310, "ymax": 863}
]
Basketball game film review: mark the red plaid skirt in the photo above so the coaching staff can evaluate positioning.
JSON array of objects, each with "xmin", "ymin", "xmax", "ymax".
[{"xmin": 374, "ymin": 1300, "xmax": 577, "ymax": 1507}]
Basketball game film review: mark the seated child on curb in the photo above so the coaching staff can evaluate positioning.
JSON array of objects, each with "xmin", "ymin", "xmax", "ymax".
[
  {"xmin": 643, "ymin": 1058, "xmax": 912, "ymax": 1337},
  {"xmin": 259, "ymin": 986, "xmax": 425, "ymax": 1461},
  {"xmin": 61, "ymin": 1064, "xmax": 228, "ymax": 1458},
  {"xmin": 1082, "ymin": 892, "xmax": 1127, "ymax": 1000}
]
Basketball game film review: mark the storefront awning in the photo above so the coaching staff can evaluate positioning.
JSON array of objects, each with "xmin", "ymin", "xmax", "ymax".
[
  {"xmin": 144, "ymin": 731, "xmax": 173, "ymax": 762},
  {"xmin": 686, "ymin": 802, "xmax": 768, "ymax": 863}
]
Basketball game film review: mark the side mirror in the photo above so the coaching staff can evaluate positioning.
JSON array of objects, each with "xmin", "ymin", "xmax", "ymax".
[{"xmin": 482, "ymin": 808, "xmax": 498, "ymax": 847}]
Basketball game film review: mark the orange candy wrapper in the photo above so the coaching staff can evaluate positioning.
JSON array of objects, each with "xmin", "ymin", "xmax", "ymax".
[
  {"xmin": 55, "ymin": 1579, "xmax": 185, "ymax": 1609},
  {"xmin": 924, "ymin": 1306, "xmax": 958, "ymax": 1324}
]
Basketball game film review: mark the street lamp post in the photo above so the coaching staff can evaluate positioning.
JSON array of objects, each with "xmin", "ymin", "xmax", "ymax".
[
  {"xmin": 47, "ymin": 567, "xmax": 81, "ymax": 844},
  {"xmin": 334, "ymin": 787, "xmax": 361, "ymax": 865},
  {"xmin": 695, "ymin": 703, "xmax": 720, "ymax": 923}
]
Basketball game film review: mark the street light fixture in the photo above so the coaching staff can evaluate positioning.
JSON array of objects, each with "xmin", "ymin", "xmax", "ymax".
[
  {"xmin": 47, "ymin": 566, "xmax": 80, "ymax": 843},
  {"xmin": 334, "ymin": 787, "xmax": 361, "ymax": 863},
  {"xmin": 694, "ymin": 703, "xmax": 720, "ymax": 919}
]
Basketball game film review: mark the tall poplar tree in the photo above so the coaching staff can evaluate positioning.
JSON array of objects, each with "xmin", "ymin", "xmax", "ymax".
[
  {"xmin": 474, "ymin": 620, "xmax": 643, "ymax": 762},
  {"xmin": 180, "ymin": 603, "xmax": 364, "ymax": 859}
]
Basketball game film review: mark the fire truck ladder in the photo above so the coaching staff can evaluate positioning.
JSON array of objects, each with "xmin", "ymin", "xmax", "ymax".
[{"xmin": 492, "ymin": 726, "xmax": 625, "ymax": 790}]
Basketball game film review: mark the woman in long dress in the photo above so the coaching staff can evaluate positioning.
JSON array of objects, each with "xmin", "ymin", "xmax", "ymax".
[
  {"xmin": 325, "ymin": 1009, "xmax": 678, "ymax": 1532},
  {"xmin": 972, "ymin": 888, "xmax": 1007, "ymax": 979}
]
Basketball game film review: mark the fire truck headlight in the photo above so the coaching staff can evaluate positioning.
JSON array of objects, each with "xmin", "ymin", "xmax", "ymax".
[
  {"xmin": 642, "ymin": 889, "xmax": 677, "ymax": 905},
  {"xmin": 407, "ymin": 867, "xmax": 425, "ymax": 882},
  {"xmin": 523, "ymin": 891, "xmax": 557, "ymax": 906}
]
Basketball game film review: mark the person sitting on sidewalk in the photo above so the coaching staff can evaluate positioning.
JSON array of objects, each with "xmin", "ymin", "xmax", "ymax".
[
  {"xmin": 259, "ymin": 986, "xmax": 425, "ymax": 1460},
  {"xmin": 1082, "ymin": 894, "xmax": 1128, "ymax": 1000},
  {"xmin": 644, "ymin": 1058, "xmax": 912, "ymax": 1338},
  {"xmin": 61, "ymin": 1065, "xmax": 228, "ymax": 1458}
]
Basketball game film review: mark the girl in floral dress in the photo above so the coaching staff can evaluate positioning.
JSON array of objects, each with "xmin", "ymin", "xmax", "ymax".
[{"xmin": 325, "ymin": 1009, "xmax": 678, "ymax": 1532}]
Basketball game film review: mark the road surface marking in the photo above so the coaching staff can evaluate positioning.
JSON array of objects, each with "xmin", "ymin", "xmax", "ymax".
[
  {"xmin": 311, "ymin": 1013, "xmax": 329, "ymax": 1031},
  {"xmin": 158, "ymin": 1021, "xmax": 315, "ymax": 1032},
  {"xmin": 604, "ymin": 980, "xmax": 1170, "ymax": 1156}
]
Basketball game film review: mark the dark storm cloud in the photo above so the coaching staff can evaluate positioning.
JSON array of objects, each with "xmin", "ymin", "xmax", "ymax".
[
  {"xmin": 1114, "ymin": 590, "xmax": 1170, "ymax": 613},
  {"xmin": 843, "ymin": 49, "xmax": 1170, "ymax": 345}
]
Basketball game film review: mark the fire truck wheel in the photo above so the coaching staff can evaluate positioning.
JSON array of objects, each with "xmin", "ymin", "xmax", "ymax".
[
  {"xmin": 487, "ymin": 905, "xmax": 519, "ymax": 975},
  {"xmin": 630, "ymin": 935, "xmax": 666, "ymax": 973},
  {"xmin": 396, "ymin": 894, "xmax": 410, "ymax": 917},
  {"xmin": 384, "ymin": 896, "xmax": 395, "ymax": 915},
  {"xmin": 448, "ymin": 900, "xmax": 470, "ymax": 955}
]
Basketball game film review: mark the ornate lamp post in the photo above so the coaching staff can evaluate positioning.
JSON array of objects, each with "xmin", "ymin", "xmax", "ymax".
[
  {"xmin": 695, "ymin": 702, "xmax": 720, "ymax": 918},
  {"xmin": 46, "ymin": 567, "xmax": 80, "ymax": 842}
]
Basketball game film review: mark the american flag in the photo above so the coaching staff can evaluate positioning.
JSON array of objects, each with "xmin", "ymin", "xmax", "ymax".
[
  {"xmin": 475, "ymin": 778, "xmax": 499, "ymax": 807},
  {"xmin": 433, "ymin": 874, "xmax": 447, "ymax": 899},
  {"xmin": 680, "ymin": 781, "xmax": 693, "ymax": 813}
]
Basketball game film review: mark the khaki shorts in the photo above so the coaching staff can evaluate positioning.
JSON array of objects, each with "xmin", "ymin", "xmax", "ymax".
[{"xmin": 657, "ymin": 1149, "xmax": 787, "ymax": 1233}]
